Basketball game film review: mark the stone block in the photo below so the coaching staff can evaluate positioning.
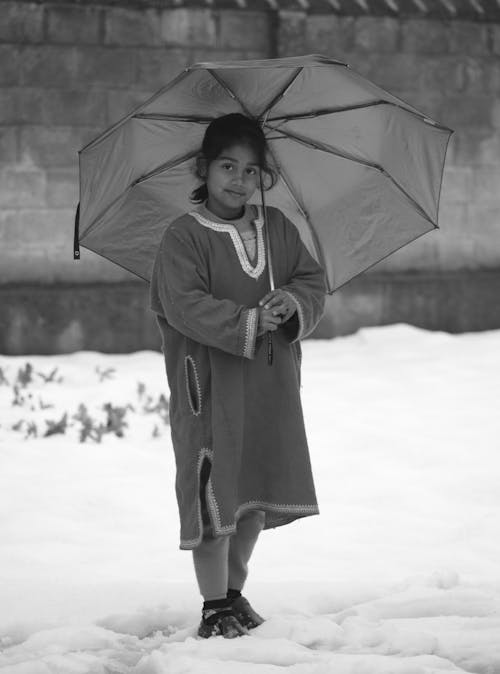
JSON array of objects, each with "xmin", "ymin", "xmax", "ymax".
[
  {"xmin": 0, "ymin": 208, "xmax": 78, "ymax": 283},
  {"xmin": 21, "ymin": 46, "xmax": 78, "ymax": 87},
  {"xmin": 491, "ymin": 100, "xmax": 500, "ymax": 130},
  {"xmin": 0, "ymin": 2, "xmax": 43, "ymax": 43},
  {"xmin": 216, "ymin": 11, "xmax": 271, "ymax": 51},
  {"xmin": 448, "ymin": 21, "xmax": 489, "ymax": 55},
  {"xmin": 41, "ymin": 89, "xmax": 108, "ymax": 127},
  {"xmin": 75, "ymin": 47, "xmax": 137, "ymax": 87},
  {"xmin": 440, "ymin": 167, "xmax": 474, "ymax": 204},
  {"xmin": 0, "ymin": 165, "xmax": 46, "ymax": 208},
  {"xmin": 45, "ymin": 167, "xmax": 80, "ymax": 208},
  {"xmin": 493, "ymin": 25, "xmax": 500, "ymax": 56},
  {"xmin": 353, "ymin": 17, "xmax": 400, "ymax": 52},
  {"xmin": 104, "ymin": 8, "xmax": 162, "ymax": 47},
  {"xmin": 106, "ymin": 89, "xmax": 155, "ymax": 125},
  {"xmin": 436, "ymin": 202, "xmax": 470, "ymax": 237},
  {"xmin": 304, "ymin": 15, "xmax": 354, "ymax": 57},
  {"xmin": 47, "ymin": 5, "xmax": 102, "ymax": 45},
  {"xmin": 277, "ymin": 10, "xmax": 306, "ymax": 57},
  {"xmin": 475, "ymin": 130, "xmax": 500, "ymax": 166},
  {"xmin": 350, "ymin": 52, "xmax": 421, "ymax": 92},
  {"xmin": 160, "ymin": 9, "xmax": 215, "ymax": 47},
  {"xmin": 0, "ymin": 89, "xmax": 18, "ymax": 123},
  {"xmin": 0, "ymin": 45, "xmax": 21, "ymax": 84},
  {"xmin": 15, "ymin": 88, "xmax": 44, "ymax": 124},
  {"xmin": 0, "ymin": 127, "xmax": 18, "ymax": 165},
  {"xmin": 135, "ymin": 47, "xmax": 190, "ymax": 89},
  {"xmin": 19, "ymin": 126, "xmax": 101, "ymax": 168},
  {"xmin": 439, "ymin": 96, "xmax": 495, "ymax": 130},
  {"xmin": 401, "ymin": 18, "xmax": 450, "ymax": 53},
  {"xmin": 419, "ymin": 56, "xmax": 466, "ymax": 95},
  {"xmin": 451, "ymin": 128, "xmax": 494, "ymax": 166},
  {"xmin": 471, "ymin": 167, "xmax": 500, "ymax": 203},
  {"xmin": 458, "ymin": 56, "xmax": 500, "ymax": 95},
  {"xmin": 190, "ymin": 48, "xmax": 268, "ymax": 64}
]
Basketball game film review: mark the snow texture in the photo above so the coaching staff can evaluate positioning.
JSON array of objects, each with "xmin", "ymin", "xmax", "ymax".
[{"xmin": 0, "ymin": 325, "xmax": 499, "ymax": 673}]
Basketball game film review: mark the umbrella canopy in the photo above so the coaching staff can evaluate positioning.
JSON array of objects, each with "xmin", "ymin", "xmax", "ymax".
[{"xmin": 76, "ymin": 54, "xmax": 452, "ymax": 293}]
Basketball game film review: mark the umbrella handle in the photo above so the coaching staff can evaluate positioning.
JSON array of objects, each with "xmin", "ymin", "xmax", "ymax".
[{"xmin": 267, "ymin": 332, "xmax": 273, "ymax": 366}]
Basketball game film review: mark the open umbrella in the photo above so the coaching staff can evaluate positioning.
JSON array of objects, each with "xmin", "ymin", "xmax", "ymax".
[{"xmin": 74, "ymin": 54, "xmax": 452, "ymax": 294}]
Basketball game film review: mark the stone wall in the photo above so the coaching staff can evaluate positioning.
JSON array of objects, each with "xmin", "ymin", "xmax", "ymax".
[{"xmin": 1, "ymin": 0, "xmax": 500, "ymax": 353}]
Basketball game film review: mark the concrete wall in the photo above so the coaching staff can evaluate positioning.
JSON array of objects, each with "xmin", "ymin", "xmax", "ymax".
[{"xmin": 1, "ymin": 1, "xmax": 500, "ymax": 353}]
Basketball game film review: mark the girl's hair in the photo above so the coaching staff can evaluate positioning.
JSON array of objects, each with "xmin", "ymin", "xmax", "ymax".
[{"xmin": 190, "ymin": 113, "xmax": 277, "ymax": 204}]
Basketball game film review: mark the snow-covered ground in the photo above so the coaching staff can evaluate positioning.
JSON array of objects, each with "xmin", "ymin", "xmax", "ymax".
[{"xmin": 0, "ymin": 324, "xmax": 499, "ymax": 673}]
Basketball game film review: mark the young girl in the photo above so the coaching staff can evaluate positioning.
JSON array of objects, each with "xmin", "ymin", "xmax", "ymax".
[{"xmin": 150, "ymin": 113, "xmax": 326, "ymax": 639}]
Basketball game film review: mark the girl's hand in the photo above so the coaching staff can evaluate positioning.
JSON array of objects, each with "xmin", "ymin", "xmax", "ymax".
[
  {"xmin": 257, "ymin": 307, "xmax": 281, "ymax": 336},
  {"xmin": 259, "ymin": 289, "xmax": 296, "ymax": 323}
]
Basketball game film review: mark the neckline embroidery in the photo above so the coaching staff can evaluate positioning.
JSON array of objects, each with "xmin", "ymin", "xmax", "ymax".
[{"xmin": 189, "ymin": 205, "xmax": 266, "ymax": 281}]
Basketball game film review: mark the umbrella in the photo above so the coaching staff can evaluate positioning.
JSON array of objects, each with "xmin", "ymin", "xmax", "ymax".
[{"xmin": 75, "ymin": 54, "xmax": 452, "ymax": 294}]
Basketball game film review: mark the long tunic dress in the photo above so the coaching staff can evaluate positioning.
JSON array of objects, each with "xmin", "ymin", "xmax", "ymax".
[{"xmin": 150, "ymin": 203, "xmax": 326, "ymax": 550}]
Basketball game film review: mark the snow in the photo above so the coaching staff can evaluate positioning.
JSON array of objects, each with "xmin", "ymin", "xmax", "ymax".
[{"xmin": 0, "ymin": 324, "xmax": 499, "ymax": 673}]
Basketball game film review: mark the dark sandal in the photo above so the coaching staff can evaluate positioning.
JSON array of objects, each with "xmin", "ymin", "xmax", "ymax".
[
  {"xmin": 231, "ymin": 596, "xmax": 265, "ymax": 629},
  {"xmin": 198, "ymin": 607, "xmax": 249, "ymax": 639}
]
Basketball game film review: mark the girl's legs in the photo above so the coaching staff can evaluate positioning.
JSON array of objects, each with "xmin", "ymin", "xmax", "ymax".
[
  {"xmin": 228, "ymin": 509, "xmax": 266, "ymax": 592},
  {"xmin": 192, "ymin": 534, "xmax": 229, "ymax": 601},
  {"xmin": 193, "ymin": 456, "xmax": 229, "ymax": 601}
]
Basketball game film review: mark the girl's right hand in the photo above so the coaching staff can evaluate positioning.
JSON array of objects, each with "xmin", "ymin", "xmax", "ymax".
[{"xmin": 257, "ymin": 307, "xmax": 281, "ymax": 336}]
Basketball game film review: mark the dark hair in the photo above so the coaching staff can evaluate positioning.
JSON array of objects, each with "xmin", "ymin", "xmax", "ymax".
[{"xmin": 190, "ymin": 113, "xmax": 277, "ymax": 203}]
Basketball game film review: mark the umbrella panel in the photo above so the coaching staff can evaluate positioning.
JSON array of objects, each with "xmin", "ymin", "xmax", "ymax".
[
  {"xmin": 267, "ymin": 64, "xmax": 422, "ymax": 122},
  {"xmin": 80, "ymin": 159, "xmax": 197, "ymax": 281},
  {"xmin": 268, "ymin": 138, "xmax": 436, "ymax": 291},
  {"xmin": 272, "ymin": 105, "xmax": 450, "ymax": 224},
  {"xmin": 139, "ymin": 68, "xmax": 242, "ymax": 120},
  {"xmin": 80, "ymin": 118, "xmax": 209, "ymax": 235},
  {"xmin": 200, "ymin": 66, "xmax": 302, "ymax": 118}
]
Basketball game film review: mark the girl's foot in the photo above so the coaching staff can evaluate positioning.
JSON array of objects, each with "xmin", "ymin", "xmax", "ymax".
[
  {"xmin": 197, "ymin": 607, "xmax": 249, "ymax": 639},
  {"xmin": 230, "ymin": 595, "xmax": 265, "ymax": 629}
]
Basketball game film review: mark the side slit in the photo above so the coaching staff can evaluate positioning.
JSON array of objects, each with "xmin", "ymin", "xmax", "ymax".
[{"xmin": 199, "ymin": 456, "xmax": 212, "ymax": 531}]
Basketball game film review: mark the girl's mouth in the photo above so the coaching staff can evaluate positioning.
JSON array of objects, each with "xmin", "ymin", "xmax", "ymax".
[{"xmin": 225, "ymin": 189, "xmax": 245, "ymax": 197}]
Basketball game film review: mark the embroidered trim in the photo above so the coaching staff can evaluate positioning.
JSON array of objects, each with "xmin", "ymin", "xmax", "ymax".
[
  {"xmin": 243, "ymin": 308, "xmax": 258, "ymax": 359},
  {"xmin": 179, "ymin": 445, "xmax": 319, "ymax": 549},
  {"xmin": 184, "ymin": 355, "xmax": 202, "ymax": 416},
  {"xmin": 181, "ymin": 497, "xmax": 319, "ymax": 548},
  {"xmin": 180, "ymin": 447, "xmax": 214, "ymax": 549},
  {"xmin": 189, "ymin": 206, "xmax": 266, "ymax": 280},
  {"xmin": 282, "ymin": 290, "xmax": 305, "ymax": 341}
]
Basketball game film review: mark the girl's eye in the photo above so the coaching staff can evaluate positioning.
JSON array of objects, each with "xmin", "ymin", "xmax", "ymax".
[
  {"xmin": 246, "ymin": 168, "xmax": 257, "ymax": 176},
  {"xmin": 222, "ymin": 163, "xmax": 233, "ymax": 170}
]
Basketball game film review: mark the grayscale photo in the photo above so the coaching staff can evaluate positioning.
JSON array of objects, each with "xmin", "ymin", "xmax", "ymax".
[{"xmin": 1, "ymin": 0, "xmax": 499, "ymax": 671}]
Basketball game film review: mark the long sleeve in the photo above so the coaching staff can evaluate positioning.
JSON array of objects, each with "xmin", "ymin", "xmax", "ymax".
[
  {"xmin": 279, "ymin": 217, "xmax": 327, "ymax": 343},
  {"xmin": 150, "ymin": 224, "xmax": 258, "ymax": 359}
]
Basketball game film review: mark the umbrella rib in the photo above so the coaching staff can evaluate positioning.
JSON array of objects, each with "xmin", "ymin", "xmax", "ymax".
[
  {"xmin": 133, "ymin": 113, "xmax": 215, "ymax": 123},
  {"xmin": 268, "ymin": 100, "xmax": 451, "ymax": 131},
  {"xmin": 270, "ymin": 126, "xmax": 437, "ymax": 226},
  {"xmin": 207, "ymin": 69, "xmax": 254, "ymax": 118},
  {"xmin": 258, "ymin": 67, "xmax": 303, "ymax": 120},
  {"xmin": 81, "ymin": 149, "xmax": 199, "ymax": 238},
  {"xmin": 134, "ymin": 149, "xmax": 200, "ymax": 185},
  {"xmin": 264, "ymin": 143, "xmax": 329, "ymax": 274}
]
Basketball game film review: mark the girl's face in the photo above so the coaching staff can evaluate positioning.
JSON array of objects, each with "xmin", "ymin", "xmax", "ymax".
[{"xmin": 205, "ymin": 143, "xmax": 260, "ymax": 220}]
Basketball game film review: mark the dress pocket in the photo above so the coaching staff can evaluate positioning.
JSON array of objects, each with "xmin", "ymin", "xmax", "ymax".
[{"xmin": 184, "ymin": 355, "xmax": 202, "ymax": 416}]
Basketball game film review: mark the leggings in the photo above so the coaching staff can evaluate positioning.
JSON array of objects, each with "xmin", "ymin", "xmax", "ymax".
[{"xmin": 192, "ymin": 458, "xmax": 265, "ymax": 600}]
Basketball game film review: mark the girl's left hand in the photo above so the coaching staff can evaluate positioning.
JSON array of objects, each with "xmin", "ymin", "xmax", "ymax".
[{"xmin": 259, "ymin": 289, "xmax": 296, "ymax": 323}]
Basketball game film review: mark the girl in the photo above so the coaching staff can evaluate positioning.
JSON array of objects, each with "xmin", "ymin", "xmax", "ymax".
[{"xmin": 150, "ymin": 113, "xmax": 326, "ymax": 639}]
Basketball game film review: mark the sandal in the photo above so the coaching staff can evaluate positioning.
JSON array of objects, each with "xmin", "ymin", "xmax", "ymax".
[{"xmin": 197, "ymin": 607, "xmax": 249, "ymax": 639}]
